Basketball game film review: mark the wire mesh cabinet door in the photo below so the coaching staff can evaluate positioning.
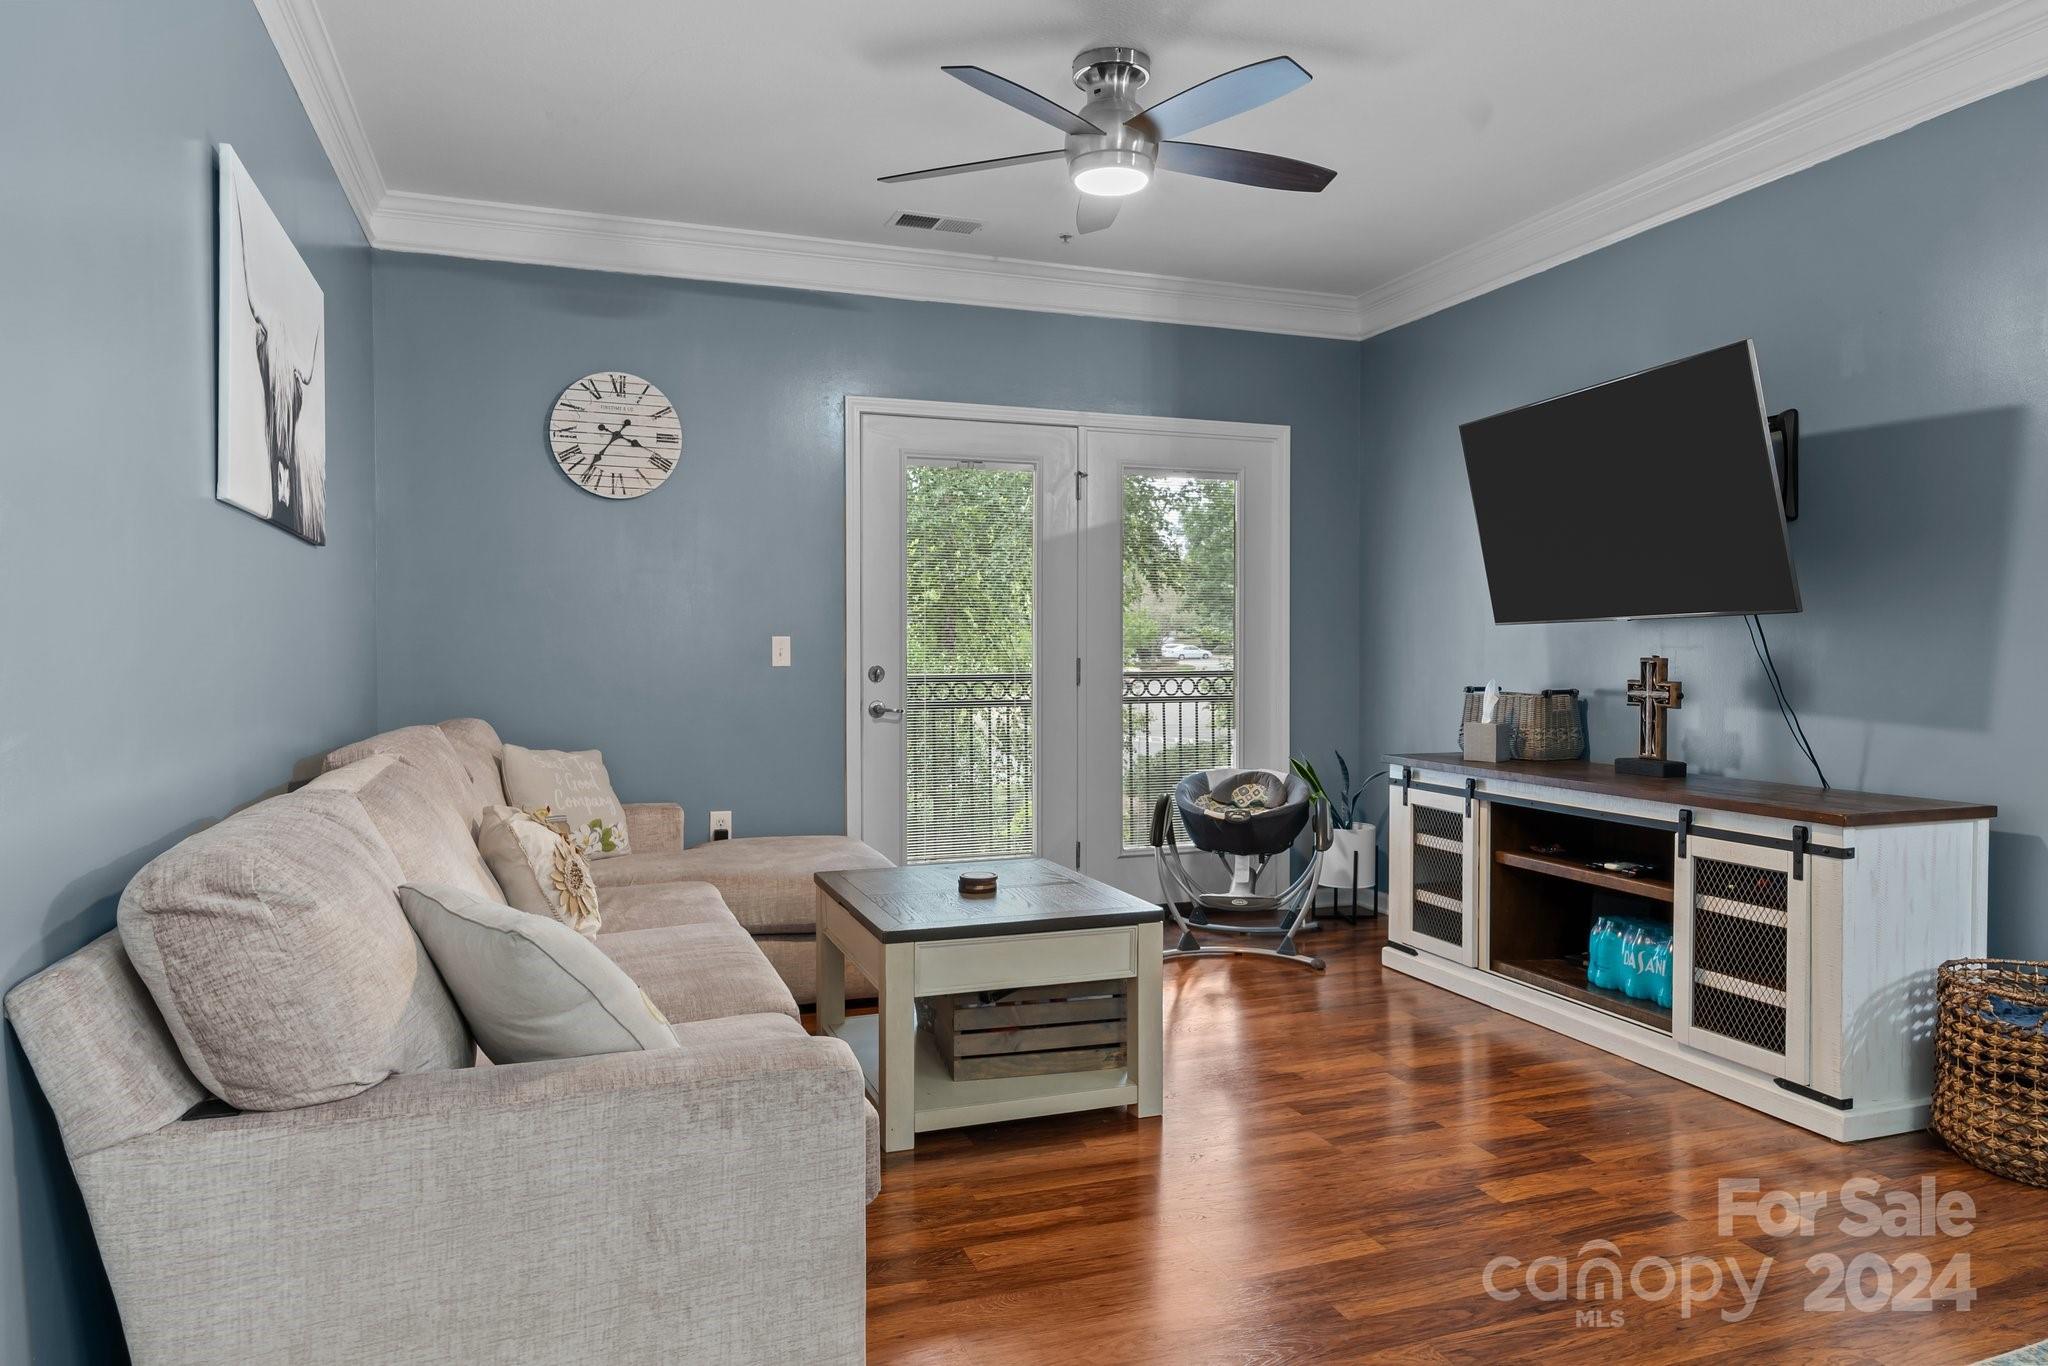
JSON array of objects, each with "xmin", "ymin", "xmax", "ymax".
[
  {"xmin": 1390, "ymin": 785, "xmax": 1480, "ymax": 967},
  {"xmin": 1672, "ymin": 834, "xmax": 1812, "ymax": 1084}
]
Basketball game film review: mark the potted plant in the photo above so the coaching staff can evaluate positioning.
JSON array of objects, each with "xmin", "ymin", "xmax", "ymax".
[{"xmin": 1290, "ymin": 753, "xmax": 1376, "ymax": 891}]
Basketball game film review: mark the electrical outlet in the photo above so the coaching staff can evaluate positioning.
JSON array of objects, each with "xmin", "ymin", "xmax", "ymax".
[
  {"xmin": 771, "ymin": 635, "xmax": 791, "ymax": 667},
  {"xmin": 709, "ymin": 810, "xmax": 733, "ymax": 841}
]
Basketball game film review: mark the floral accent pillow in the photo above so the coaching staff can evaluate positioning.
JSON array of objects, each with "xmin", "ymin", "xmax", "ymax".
[
  {"xmin": 524, "ymin": 805, "xmax": 623, "ymax": 860},
  {"xmin": 476, "ymin": 805, "xmax": 601, "ymax": 938}
]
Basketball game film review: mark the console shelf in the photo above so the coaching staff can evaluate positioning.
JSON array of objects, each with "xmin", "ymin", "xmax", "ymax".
[
  {"xmin": 1492, "ymin": 956, "xmax": 1670, "ymax": 1033},
  {"xmin": 1494, "ymin": 847, "xmax": 1673, "ymax": 902}
]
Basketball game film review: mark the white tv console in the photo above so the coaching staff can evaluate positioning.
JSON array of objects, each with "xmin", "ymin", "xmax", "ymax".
[{"xmin": 1383, "ymin": 755, "xmax": 1995, "ymax": 1141}]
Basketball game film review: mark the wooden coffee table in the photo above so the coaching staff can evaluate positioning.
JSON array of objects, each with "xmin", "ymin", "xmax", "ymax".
[{"xmin": 814, "ymin": 859, "xmax": 1164, "ymax": 1152}]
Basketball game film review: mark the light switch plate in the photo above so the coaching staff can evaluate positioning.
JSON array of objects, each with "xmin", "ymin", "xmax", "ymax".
[
  {"xmin": 709, "ymin": 810, "xmax": 733, "ymax": 841},
  {"xmin": 770, "ymin": 635, "xmax": 791, "ymax": 667}
]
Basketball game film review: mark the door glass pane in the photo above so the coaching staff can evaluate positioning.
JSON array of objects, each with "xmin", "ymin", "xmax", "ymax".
[
  {"xmin": 902, "ymin": 462, "xmax": 1036, "ymax": 864},
  {"xmin": 1121, "ymin": 473, "xmax": 1238, "ymax": 847}
]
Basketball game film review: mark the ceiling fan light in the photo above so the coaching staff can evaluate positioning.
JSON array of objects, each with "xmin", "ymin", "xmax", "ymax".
[{"xmin": 1070, "ymin": 148, "xmax": 1153, "ymax": 197}]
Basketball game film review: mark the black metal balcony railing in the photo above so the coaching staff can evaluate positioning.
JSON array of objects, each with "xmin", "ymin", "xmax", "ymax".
[
  {"xmin": 1119, "ymin": 668, "xmax": 1235, "ymax": 847},
  {"xmin": 900, "ymin": 668, "xmax": 1236, "ymax": 863}
]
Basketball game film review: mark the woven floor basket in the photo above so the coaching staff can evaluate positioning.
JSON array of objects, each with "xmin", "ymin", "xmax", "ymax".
[
  {"xmin": 1459, "ymin": 688, "xmax": 1585, "ymax": 761},
  {"xmin": 1931, "ymin": 959, "xmax": 2048, "ymax": 1186}
]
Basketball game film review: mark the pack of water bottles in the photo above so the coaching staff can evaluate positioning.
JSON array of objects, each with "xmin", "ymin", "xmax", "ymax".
[{"xmin": 1587, "ymin": 915, "xmax": 1673, "ymax": 1008}]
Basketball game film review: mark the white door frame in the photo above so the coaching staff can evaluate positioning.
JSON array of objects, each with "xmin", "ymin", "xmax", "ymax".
[{"xmin": 843, "ymin": 395, "xmax": 1290, "ymax": 854}]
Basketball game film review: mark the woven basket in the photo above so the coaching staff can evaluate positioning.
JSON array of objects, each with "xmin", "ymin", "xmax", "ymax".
[
  {"xmin": 1932, "ymin": 959, "xmax": 2048, "ymax": 1186},
  {"xmin": 1459, "ymin": 688, "xmax": 1585, "ymax": 761}
]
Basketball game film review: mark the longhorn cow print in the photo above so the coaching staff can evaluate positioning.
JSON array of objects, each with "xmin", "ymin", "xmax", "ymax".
[{"xmin": 236, "ymin": 196, "xmax": 324, "ymax": 543}]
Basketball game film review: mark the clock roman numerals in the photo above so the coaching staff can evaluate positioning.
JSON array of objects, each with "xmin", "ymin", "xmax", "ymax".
[{"xmin": 552, "ymin": 372, "xmax": 677, "ymax": 500}]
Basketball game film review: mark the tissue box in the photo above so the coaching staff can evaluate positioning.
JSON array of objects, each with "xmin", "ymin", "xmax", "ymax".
[{"xmin": 1462, "ymin": 721, "xmax": 1513, "ymax": 762}]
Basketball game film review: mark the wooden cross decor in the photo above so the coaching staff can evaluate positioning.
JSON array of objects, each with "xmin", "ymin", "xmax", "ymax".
[{"xmin": 1626, "ymin": 655, "xmax": 1683, "ymax": 760}]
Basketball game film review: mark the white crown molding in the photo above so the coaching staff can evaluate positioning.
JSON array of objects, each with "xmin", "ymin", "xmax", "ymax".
[
  {"xmin": 267, "ymin": 0, "xmax": 2048, "ymax": 342},
  {"xmin": 369, "ymin": 191, "xmax": 1367, "ymax": 339},
  {"xmin": 253, "ymin": 0, "xmax": 385, "ymax": 229},
  {"xmin": 1353, "ymin": 0, "xmax": 2048, "ymax": 339}
]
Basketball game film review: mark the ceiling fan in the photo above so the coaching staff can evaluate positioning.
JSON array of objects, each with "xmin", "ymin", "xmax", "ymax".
[{"xmin": 879, "ymin": 47, "xmax": 1336, "ymax": 235}]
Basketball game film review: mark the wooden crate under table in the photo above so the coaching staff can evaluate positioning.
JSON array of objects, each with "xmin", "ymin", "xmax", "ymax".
[{"xmin": 931, "ymin": 980, "xmax": 1128, "ymax": 1081}]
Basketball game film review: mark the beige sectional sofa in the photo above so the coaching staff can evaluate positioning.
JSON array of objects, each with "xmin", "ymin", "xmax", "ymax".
[
  {"xmin": 327, "ymin": 717, "xmax": 890, "ymax": 1005},
  {"xmin": 4, "ymin": 717, "xmax": 892, "ymax": 1363}
]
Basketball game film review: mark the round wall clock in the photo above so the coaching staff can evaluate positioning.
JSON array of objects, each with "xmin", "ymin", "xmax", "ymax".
[{"xmin": 548, "ymin": 371, "xmax": 680, "ymax": 499}]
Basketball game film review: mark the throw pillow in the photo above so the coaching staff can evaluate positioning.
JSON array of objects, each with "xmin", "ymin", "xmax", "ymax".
[
  {"xmin": 476, "ymin": 805, "xmax": 601, "ymax": 937},
  {"xmin": 398, "ymin": 884, "xmax": 677, "ymax": 1064},
  {"xmin": 500, "ymin": 745, "xmax": 630, "ymax": 858}
]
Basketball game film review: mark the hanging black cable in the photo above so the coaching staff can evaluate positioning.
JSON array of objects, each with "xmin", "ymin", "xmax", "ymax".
[
  {"xmin": 1746, "ymin": 613, "xmax": 1829, "ymax": 789},
  {"xmin": 1754, "ymin": 614, "xmax": 1825, "ymax": 778},
  {"xmin": 1746, "ymin": 614, "xmax": 1820, "ymax": 782}
]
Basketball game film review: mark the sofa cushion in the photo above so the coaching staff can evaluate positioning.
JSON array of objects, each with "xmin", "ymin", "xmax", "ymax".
[
  {"xmin": 596, "ymin": 881, "xmax": 736, "ymax": 935},
  {"xmin": 590, "ymin": 835, "xmax": 893, "ymax": 934},
  {"xmin": 117, "ymin": 790, "xmax": 471, "ymax": 1111},
  {"xmin": 501, "ymin": 745, "xmax": 631, "ymax": 858},
  {"xmin": 477, "ymin": 806, "xmax": 601, "ymax": 937},
  {"xmin": 437, "ymin": 717, "xmax": 508, "ymax": 813},
  {"xmin": 322, "ymin": 725, "xmax": 477, "ymax": 827},
  {"xmin": 399, "ymin": 884, "xmax": 676, "ymax": 1064},
  {"xmin": 595, "ymin": 920, "xmax": 800, "ymax": 1023},
  {"xmin": 307, "ymin": 755, "xmax": 502, "ymax": 903}
]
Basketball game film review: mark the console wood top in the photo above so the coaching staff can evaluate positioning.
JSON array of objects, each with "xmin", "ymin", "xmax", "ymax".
[
  {"xmin": 815, "ymin": 859, "xmax": 1163, "ymax": 943},
  {"xmin": 1389, "ymin": 754, "xmax": 1995, "ymax": 828}
]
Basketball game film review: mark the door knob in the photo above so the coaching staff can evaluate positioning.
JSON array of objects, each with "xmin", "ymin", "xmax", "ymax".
[{"xmin": 868, "ymin": 702, "xmax": 903, "ymax": 720}]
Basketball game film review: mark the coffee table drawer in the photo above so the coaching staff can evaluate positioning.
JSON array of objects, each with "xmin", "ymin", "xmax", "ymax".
[{"xmin": 914, "ymin": 928, "xmax": 1138, "ymax": 996}]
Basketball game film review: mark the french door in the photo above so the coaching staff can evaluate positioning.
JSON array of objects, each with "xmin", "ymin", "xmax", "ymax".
[
  {"xmin": 853, "ymin": 414, "xmax": 1079, "ymax": 872},
  {"xmin": 848, "ymin": 401, "xmax": 1287, "ymax": 900}
]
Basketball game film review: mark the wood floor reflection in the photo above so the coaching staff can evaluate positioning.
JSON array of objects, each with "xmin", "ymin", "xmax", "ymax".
[{"xmin": 841, "ymin": 915, "xmax": 2048, "ymax": 1363}]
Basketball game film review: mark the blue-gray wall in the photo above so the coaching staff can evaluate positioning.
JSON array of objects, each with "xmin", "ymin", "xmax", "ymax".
[
  {"xmin": 0, "ymin": 2, "xmax": 377, "ymax": 1359},
  {"xmin": 370, "ymin": 256, "xmax": 1365, "ymax": 841},
  {"xmin": 1359, "ymin": 76, "xmax": 2048, "ymax": 956},
  {"xmin": 9, "ymin": 1, "xmax": 2048, "ymax": 1352}
]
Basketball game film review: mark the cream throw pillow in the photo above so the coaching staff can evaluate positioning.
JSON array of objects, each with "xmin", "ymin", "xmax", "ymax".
[
  {"xmin": 398, "ymin": 884, "xmax": 676, "ymax": 1064},
  {"xmin": 500, "ymin": 745, "xmax": 630, "ymax": 858},
  {"xmin": 476, "ymin": 805, "xmax": 601, "ymax": 937}
]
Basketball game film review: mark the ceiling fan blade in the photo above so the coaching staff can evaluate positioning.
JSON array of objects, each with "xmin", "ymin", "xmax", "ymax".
[
  {"xmin": 878, "ymin": 149, "xmax": 1064, "ymax": 184},
  {"xmin": 942, "ymin": 66, "xmax": 1103, "ymax": 136},
  {"xmin": 1128, "ymin": 56, "xmax": 1311, "ymax": 141},
  {"xmin": 1077, "ymin": 195, "xmax": 1120, "ymax": 235},
  {"xmin": 1157, "ymin": 141, "xmax": 1336, "ymax": 193}
]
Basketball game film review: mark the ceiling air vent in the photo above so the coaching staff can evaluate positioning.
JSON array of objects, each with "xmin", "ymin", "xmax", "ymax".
[{"xmin": 890, "ymin": 212, "xmax": 982, "ymax": 235}]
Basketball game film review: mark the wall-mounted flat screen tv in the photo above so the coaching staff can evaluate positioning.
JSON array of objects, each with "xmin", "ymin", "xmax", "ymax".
[{"xmin": 1459, "ymin": 340, "xmax": 1800, "ymax": 623}]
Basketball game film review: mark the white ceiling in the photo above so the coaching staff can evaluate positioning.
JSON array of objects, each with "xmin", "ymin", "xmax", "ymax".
[{"xmin": 268, "ymin": 0, "xmax": 2048, "ymax": 336}]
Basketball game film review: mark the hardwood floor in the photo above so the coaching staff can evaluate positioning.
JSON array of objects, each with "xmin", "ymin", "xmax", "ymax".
[{"xmin": 850, "ymin": 915, "xmax": 2048, "ymax": 1363}]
